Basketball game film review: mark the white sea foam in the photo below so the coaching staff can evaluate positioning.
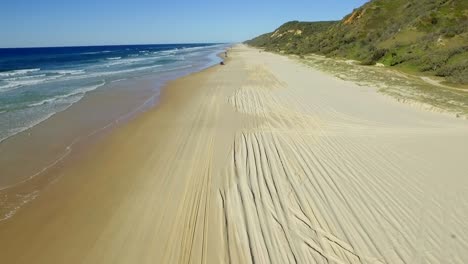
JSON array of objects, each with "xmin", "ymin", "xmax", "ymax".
[
  {"xmin": 100, "ymin": 57, "xmax": 153, "ymax": 67},
  {"xmin": 0, "ymin": 70, "xmax": 88, "ymax": 92},
  {"xmin": 114, "ymin": 54, "xmax": 177, "ymax": 66},
  {"xmin": 0, "ymin": 69, "xmax": 88, "ymax": 92},
  {"xmin": 27, "ymin": 81, "xmax": 106, "ymax": 108},
  {"xmin": 179, "ymin": 46, "xmax": 211, "ymax": 52},
  {"xmin": 0, "ymin": 74, "xmax": 64, "ymax": 92},
  {"xmin": 100, "ymin": 64, "xmax": 163, "ymax": 76},
  {"xmin": 0, "ymin": 190, "xmax": 40, "ymax": 221},
  {"xmin": 181, "ymin": 46, "xmax": 204, "ymax": 51},
  {"xmin": 61, "ymin": 64, "xmax": 163, "ymax": 81},
  {"xmin": 53, "ymin": 69, "xmax": 85, "ymax": 75},
  {"xmin": 0, "ymin": 81, "xmax": 107, "ymax": 144},
  {"xmin": 153, "ymin": 50, "xmax": 177, "ymax": 56},
  {"xmin": 0, "ymin": 79, "xmax": 48, "ymax": 92},
  {"xmin": 27, "ymin": 98, "xmax": 57, "ymax": 107},
  {"xmin": 102, "ymin": 54, "xmax": 166, "ymax": 67},
  {"xmin": 0, "ymin": 111, "xmax": 55, "ymax": 143},
  {"xmin": 111, "ymin": 78, "xmax": 127, "ymax": 83},
  {"xmin": 73, "ymin": 81, "xmax": 106, "ymax": 94},
  {"xmin": 4, "ymin": 74, "xmax": 47, "ymax": 81},
  {"xmin": 160, "ymin": 49, "xmax": 178, "ymax": 55},
  {"xmin": 46, "ymin": 64, "xmax": 158, "ymax": 82},
  {"xmin": 81, "ymin": 50, "xmax": 111, "ymax": 55},
  {"xmin": 0, "ymin": 68, "xmax": 41, "ymax": 78},
  {"xmin": 107, "ymin": 57, "xmax": 122, "ymax": 60}
]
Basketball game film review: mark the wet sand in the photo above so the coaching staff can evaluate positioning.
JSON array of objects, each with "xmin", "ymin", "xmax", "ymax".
[
  {"xmin": 1, "ymin": 45, "xmax": 468, "ymax": 263},
  {"xmin": 0, "ymin": 76, "xmax": 161, "ymax": 189}
]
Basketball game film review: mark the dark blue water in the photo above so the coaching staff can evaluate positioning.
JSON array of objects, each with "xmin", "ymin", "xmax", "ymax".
[
  {"xmin": 0, "ymin": 44, "xmax": 217, "ymax": 73},
  {"xmin": 0, "ymin": 43, "xmax": 227, "ymax": 142}
]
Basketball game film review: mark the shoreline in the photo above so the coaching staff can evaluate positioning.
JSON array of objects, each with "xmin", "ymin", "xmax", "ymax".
[
  {"xmin": 0, "ymin": 54, "xmax": 233, "ymax": 262},
  {"xmin": 1, "ymin": 45, "xmax": 467, "ymax": 263},
  {"xmin": 0, "ymin": 51, "xmax": 228, "ymax": 219},
  {"xmin": 0, "ymin": 43, "xmax": 227, "ymax": 145}
]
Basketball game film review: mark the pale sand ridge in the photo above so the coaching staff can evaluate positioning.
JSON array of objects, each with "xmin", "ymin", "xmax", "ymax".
[{"xmin": 0, "ymin": 45, "xmax": 467, "ymax": 263}]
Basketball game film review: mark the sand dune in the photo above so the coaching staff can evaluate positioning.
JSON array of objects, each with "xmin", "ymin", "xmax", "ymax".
[{"xmin": 1, "ymin": 45, "xmax": 468, "ymax": 263}]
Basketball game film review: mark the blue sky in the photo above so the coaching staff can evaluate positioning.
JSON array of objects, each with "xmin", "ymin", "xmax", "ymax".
[{"xmin": 1, "ymin": 0, "xmax": 369, "ymax": 48}]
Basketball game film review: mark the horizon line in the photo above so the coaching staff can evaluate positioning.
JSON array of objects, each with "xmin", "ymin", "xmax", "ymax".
[{"xmin": 0, "ymin": 41, "xmax": 237, "ymax": 50}]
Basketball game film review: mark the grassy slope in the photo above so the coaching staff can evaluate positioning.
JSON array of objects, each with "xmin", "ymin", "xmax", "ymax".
[
  {"xmin": 245, "ymin": 0, "xmax": 468, "ymax": 84},
  {"xmin": 246, "ymin": 21, "xmax": 339, "ymax": 54}
]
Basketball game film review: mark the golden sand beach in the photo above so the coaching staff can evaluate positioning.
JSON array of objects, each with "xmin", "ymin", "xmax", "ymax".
[{"xmin": 1, "ymin": 45, "xmax": 468, "ymax": 263}]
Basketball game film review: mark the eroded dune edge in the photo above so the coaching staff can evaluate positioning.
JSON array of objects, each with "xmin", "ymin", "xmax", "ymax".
[{"xmin": 1, "ymin": 45, "xmax": 468, "ymax": 264}]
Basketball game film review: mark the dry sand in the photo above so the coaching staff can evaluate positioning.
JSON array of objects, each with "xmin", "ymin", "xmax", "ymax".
[{"xmin": 1, "ymin": 45, "xmax": 468, "ymax": 263}]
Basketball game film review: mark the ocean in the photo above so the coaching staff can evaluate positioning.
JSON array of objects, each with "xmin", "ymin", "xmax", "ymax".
[{"xmin": 0, "ymin": 43, "xmax": 227, "ymax": 143}]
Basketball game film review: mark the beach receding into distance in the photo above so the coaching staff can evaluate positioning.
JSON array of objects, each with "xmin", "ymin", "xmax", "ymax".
[{"xmin": 1, "ymin": 44, "xmax": 468, "ymax": 263}]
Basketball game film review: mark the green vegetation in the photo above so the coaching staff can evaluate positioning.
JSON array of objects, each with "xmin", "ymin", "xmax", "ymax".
[
  {"xmin": 245, "ymin": 21, "xmax": 338, "ymax": 54},
  {"xmin": 245, "ymin": 0, "xmax": 468, "ymax": 84}
]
